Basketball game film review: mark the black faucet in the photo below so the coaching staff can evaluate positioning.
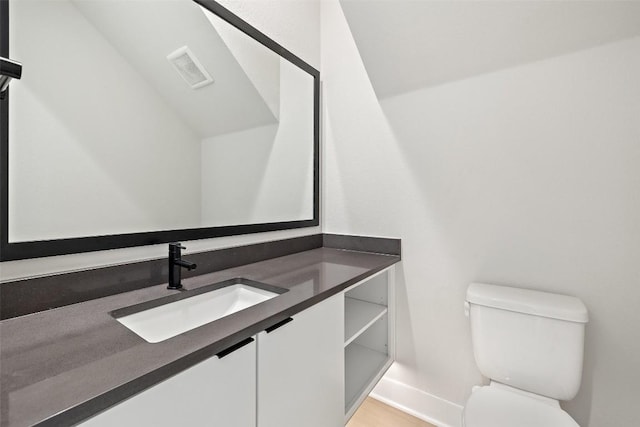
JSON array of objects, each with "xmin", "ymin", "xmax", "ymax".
[{"xmin": 168, "ymin": 243, "xmax": 197, "ymax": 290}]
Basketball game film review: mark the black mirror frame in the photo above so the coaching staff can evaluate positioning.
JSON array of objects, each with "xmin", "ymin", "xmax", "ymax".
[{"xmin": 0, "ymin": 0, "xmax": 320, "ymax": 261}]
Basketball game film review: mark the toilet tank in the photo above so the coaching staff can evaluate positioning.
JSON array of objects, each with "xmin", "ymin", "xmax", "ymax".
[{"xmin": 466, "ymin": 283, "xmax": 588, "ymax": 401}]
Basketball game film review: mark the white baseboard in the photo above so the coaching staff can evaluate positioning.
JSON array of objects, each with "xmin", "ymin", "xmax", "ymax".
[{"xmin": 369, "ymin": 376, "xmax": 464, "ymax": 427}]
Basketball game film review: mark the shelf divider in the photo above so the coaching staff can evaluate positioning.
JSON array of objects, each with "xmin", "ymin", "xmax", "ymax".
[{"xmin": 344, "ymin": 297, "xmax": 388, "ymax": 347}]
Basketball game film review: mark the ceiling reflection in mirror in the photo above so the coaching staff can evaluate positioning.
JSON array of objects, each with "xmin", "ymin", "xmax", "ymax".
[{"xmin": 7, "ymin": 0, "xmax": 315, "ymax": 243}]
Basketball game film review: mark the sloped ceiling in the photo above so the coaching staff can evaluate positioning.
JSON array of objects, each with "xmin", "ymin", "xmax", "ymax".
[
  {"xmin": 340, "ymin": 0, "xmax": 640, "ymax": 99},
  {"xmin": 73, "ymin": 0, "xmax": 278, "ymax": 138}
]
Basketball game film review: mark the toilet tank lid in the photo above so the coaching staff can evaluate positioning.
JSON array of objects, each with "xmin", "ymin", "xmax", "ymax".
[{"xmin": 466, "ymin": 283, "xmax": 588, "ymax": 323}]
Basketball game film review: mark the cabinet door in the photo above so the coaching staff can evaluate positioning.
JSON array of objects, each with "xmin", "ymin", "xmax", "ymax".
[
  {"xmin": 257, "ymin": 294, "xmax": 344, "ymax": 427},
  {"xmin": 80, "ymin": 340, "xmax": 256, "ymax": 427}
]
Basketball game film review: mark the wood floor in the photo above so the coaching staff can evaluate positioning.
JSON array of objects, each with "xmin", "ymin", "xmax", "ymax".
[{"xmin": 347, "ymin": 397, "xmax": 436, "ymax": 427}]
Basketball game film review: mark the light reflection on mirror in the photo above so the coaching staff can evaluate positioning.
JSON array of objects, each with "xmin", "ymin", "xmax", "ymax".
[{"xmin": 8, "ymin": 0, "xmax": 314, "ymax": 242}]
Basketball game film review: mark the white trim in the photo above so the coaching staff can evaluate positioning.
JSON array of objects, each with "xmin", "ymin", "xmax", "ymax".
[
  {"xmin": 370, "ymin": 376, "xmax": 464, "ymax": 427},
  {"xmin": 387, "ymin": 266, "xmax": 396, "ymax": 362}
]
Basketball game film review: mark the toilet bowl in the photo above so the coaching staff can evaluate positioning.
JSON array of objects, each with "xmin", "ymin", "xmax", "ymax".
[
  {"xmin": 463, "ymin": 283, "xmax": 588, "ymax": 427},
  {"xmin": 462, "ymin": 383, "xmax": 579, "ymax": 427}
]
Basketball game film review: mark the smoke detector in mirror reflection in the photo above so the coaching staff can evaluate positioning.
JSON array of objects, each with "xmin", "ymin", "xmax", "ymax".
[{"xmin": 167, "ymin": 45, "xmax": 214, "ymax": 89}]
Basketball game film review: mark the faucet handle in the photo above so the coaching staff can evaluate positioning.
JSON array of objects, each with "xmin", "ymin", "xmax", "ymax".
[{"xmin": 169, "ymin": 242, "xmax": 186, "ymax": 250}]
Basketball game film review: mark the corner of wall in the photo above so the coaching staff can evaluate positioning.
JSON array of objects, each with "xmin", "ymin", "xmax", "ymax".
[{"xmin": 370, "ymin": 375, "xmax": 463, "ymax": 427}]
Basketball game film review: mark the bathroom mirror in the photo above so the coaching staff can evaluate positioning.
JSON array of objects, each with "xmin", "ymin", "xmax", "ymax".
[{"xmin": 0, "ymin": 0, "xmax": 319, "ymax": 261}]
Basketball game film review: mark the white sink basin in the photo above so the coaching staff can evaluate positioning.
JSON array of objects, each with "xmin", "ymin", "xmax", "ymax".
[{"xmin": 116, "ymin": 284, "xmax": 279, "ymax": 343}]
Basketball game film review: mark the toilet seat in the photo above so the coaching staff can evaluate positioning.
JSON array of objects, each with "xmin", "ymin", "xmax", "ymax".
[{"xmin": 463, "ymin": 385, "xmax": 579, "ymax": 427}]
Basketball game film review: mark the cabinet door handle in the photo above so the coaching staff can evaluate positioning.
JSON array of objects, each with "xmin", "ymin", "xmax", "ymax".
[
  {"xmin": 216, "ymin": 337, "xmax": 255, "ymax": 358},
  {"xmin": 264, "ymin": 317, "xmax": 293, "ymax": 333}
]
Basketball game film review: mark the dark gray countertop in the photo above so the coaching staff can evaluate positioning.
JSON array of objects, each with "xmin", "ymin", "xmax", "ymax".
[{"xmin": 0, "ymin": 247, "xmax": 399, "ymax": 427}]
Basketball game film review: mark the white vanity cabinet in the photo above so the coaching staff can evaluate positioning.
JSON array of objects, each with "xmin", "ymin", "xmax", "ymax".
[
  {"xmin": 78, "ymin": 294, "xmax": 344, "ymax": 427},
  {"xmin": 343, "ymin": 266, "xmax": 395, "ymax": 421},
  {"xmin": 78, "ymin": 267, "xmax": 395, "ymax": 427},
  {"xmin": 79, "ymin": 339, "xmax": 256, "ymax": 427},
  {"xmin": 257, "ymin": 294, "xmax": 344, "ymax": 427}
]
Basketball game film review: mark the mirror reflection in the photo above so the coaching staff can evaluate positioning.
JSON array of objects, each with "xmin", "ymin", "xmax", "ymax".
[{"xmin": 8, "ymin": 0, "xmax": 314, "ymax": 242}]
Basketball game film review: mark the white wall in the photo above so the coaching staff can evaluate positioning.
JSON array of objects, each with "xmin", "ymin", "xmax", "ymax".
[
  {"xmin": 201, "ymin": 58, "xmax": 314, "ymax": 226},
  {"xmin": 252, "ymin": 58, "xmax": 315, "ymax": 222},
  {"xmin": 203, "ymin": 6, "xmax": 281, "ymax": 120},
  {"xmin": 201, "ymin": 123, "xmax": 279, "ymax": 226},
  {"xmin": 8, "ymin": 0, "xmax": 202, "ymax": 241},
  {"xmin": 322, "ymin": 1, "xmax": 640, "ymax": 426},
  {"xmin": 216, "ymin": 0, "xmax": 320, "ymax": 70},
  {"xmin": 1, "ymin": 0, "xmax": 320, "ymax": 282},
  {"xmin": 339, "ymin": 0, "xmax": 640, "ymax": 99}
]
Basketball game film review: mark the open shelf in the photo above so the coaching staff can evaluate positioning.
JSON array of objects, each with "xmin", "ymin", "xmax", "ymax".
[
  {"xmin": 344, "ymin": 297, "xmax": 388, "ymax": 347},
  {"xmin": 344, "ymin": 342, "xmax": 390, "ymax": 412},
  {"xmin": 343, "ymin": 266, "xmax": 394, "ymax": 421}
]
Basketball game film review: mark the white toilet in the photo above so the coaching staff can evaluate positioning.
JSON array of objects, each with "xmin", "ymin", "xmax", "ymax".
[{"xmin": 463, "ymin": 283, "xmax": 589, "ymax": 427}]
